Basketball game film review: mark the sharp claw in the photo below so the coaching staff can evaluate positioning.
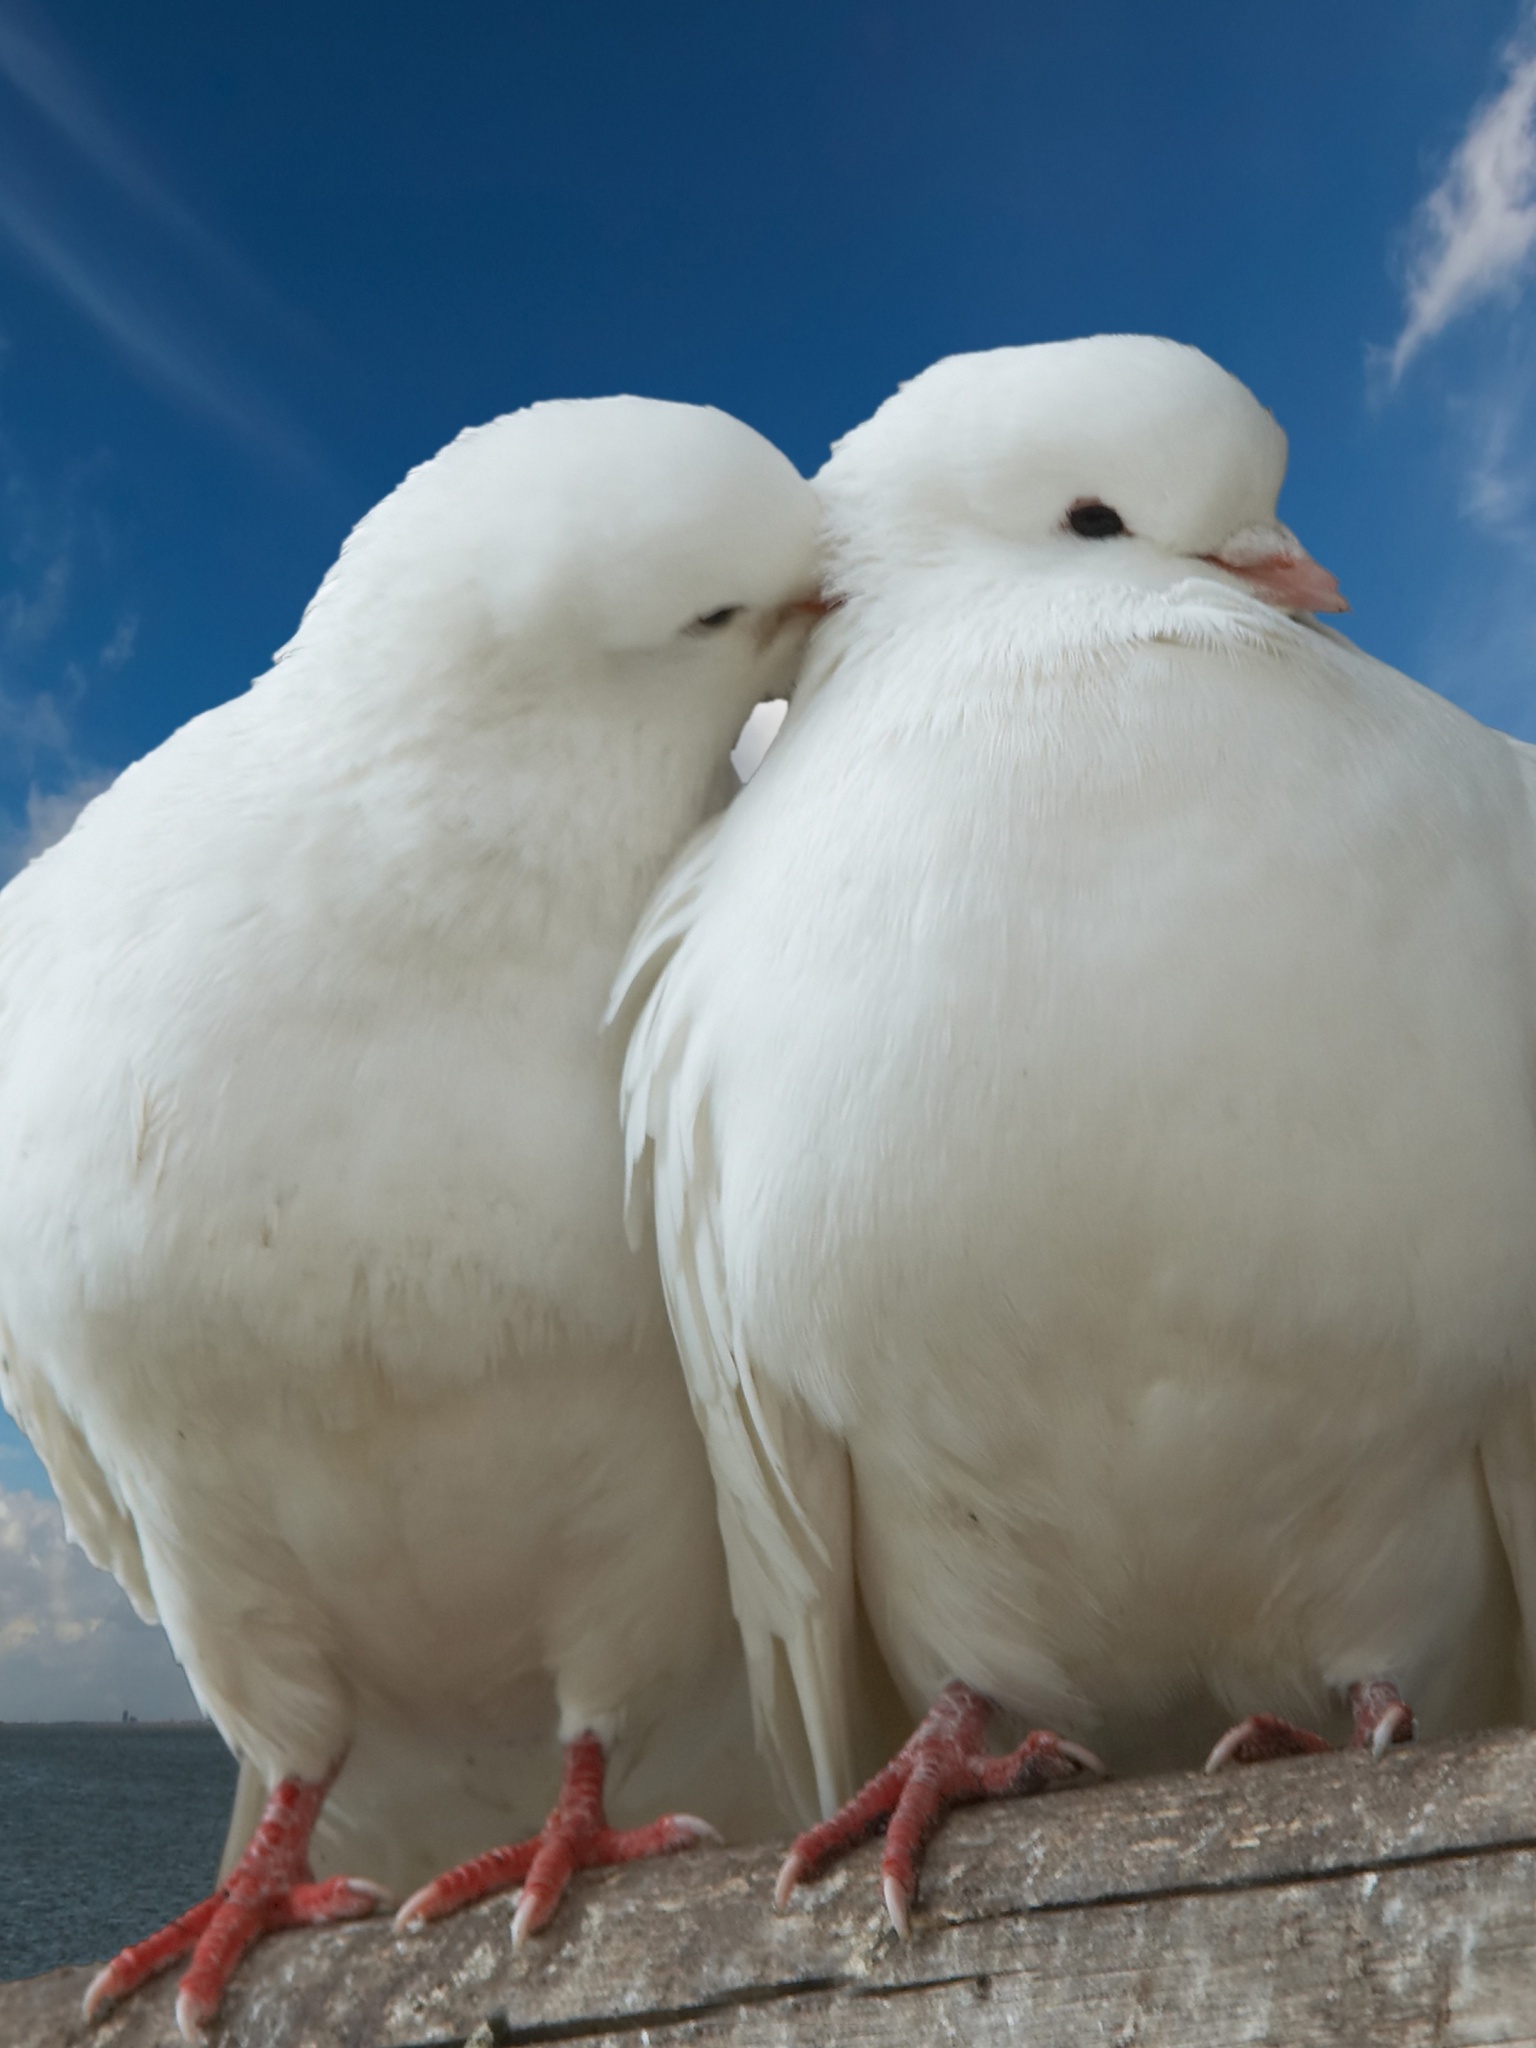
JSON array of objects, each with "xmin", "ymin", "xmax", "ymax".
[
  {"xmin": 324, "ymin": 1876, "xmax": 391, "ymax": 1924},
  {"xmin": 882, "ymin": 1871, "xmax": 912, "ymax": 1940},
  {"xmin": 510, "ymin": 1888, "xmax": 542, "ymax": 1950},
  {"xmin": 81, "ymin": 1965, "xmax": 116, "ymax": 2023},
  {"xmin": 1204, "ymin": 1721, "xmax": 1253, "ymax": 1774},
  {"xmin": 1205, "ymin": 1710, "xmax": 1338, "ymax": 1771},
  {"xmin": 672, "ymin": 1813, "xmax": 724, "ymax": 1848},
  {"xmin": 1370, "ymin": 1703, "xmax": 1414, "ymax": 1759},
  {"xmin": 174, "ymin": 1987, "xmax": 210, "ymax": 2042},
  {"xmin": 393, "ymin": 1885, "xmax": 435, "ymax": 1933},
  {"xmin": 773, "ymin": 1850, "xmax": 804, "ymax": 1913},
  {"xmin": 1055, "ymin": 1738, "xmax": 1109, "ymax": 1780}
]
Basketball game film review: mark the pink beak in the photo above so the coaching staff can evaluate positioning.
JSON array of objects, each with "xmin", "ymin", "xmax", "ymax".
[
  {"xmin": 761, "ymin": 590, "xmax": 839, "ymax": 650},
  {"xmin": 1199, "ymin": 531, "xmax": 1348, "ymax": 615}
]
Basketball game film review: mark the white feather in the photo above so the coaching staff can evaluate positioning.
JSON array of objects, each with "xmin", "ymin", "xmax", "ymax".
[
  {"xmin": 614, "ymin": 826, "xmax": 865, "ymax": 1816},
  {"xmin": 0, "ymin": 394, "xmax": 824, "ymax": 1892},
  {"xmin": 622, "ymin": 336, "xmax": 1536, "ymax": 1782}
]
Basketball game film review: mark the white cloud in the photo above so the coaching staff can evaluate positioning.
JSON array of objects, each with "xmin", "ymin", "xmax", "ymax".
[
  {"xmin": 98, "ymin": 611, "xmax": 135, "ymax": 671},
  {"xmin": 0, "ymin": 1485, "xmax": 201, "ymax": 1720},
  {"xmin": 0, "ymin": 771, "xmax": 109, "ymax": 872},
  {"xmin": 0, "ymin": 528, "xmax": 66, "ymax": 647},
  {"xmin": 1390, "ymin": 14, "xmax": 1536, "ymax": 379},
  {"xmin": 1443, "ymin": 350, "xmax": 1536, "ymax": 544},
  {"xmin": 0, "ymin": 2, "xmax": 280, "ymax": 322},
  {"xmin": 0, "ymin": 399, "xmax": 142, "ymax": 870},
  {"xmin": 1374, "ymin": 15, "xmax": 1536, "ymax": 733},
  {"xmin": 0, "ymin": 682, "xmax": 69, "ymax": 759},
  {"xmin": 1460, "ymin": 388, "xmax": 1527, "ymax": 523},
  {"xmin": 0, "ymin": 4, "xmax": 321, "ymax": 475},
  {"xmin": 0, "ymin": 185, "xmax": 317, "ymax": 474}
]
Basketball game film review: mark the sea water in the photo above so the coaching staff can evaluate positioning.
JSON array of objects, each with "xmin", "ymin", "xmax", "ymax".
[{"xmin": 0, "ymin": 1723, "xmax": 237, "ymax": 1983}]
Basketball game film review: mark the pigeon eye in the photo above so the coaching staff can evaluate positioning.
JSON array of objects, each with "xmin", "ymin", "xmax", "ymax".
[
  {"xmin": 1066, "ymin": 501, "xmax": 1126, "ymax": 540},
  {"xmin": 692, "ymin": 606, "xmax": 743, "ymax": 631}
]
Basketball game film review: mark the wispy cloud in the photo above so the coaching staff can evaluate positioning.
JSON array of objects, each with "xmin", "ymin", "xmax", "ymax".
[
  {"xmin": 1389, "ymin": 11, "xmax": 1536, "ymax": 380},
  {"xmin": 0, "ymin": 5, "xmax": 280, "ymax": 321},
  {"xmin": 1371, "ymin": 9, "xmax": 1536, "ymax": 737},
  {"xmin": 1453, "ymin": 363, "xmax": 1536, "ymax": 528},
  {"xmin": 1405, "ymin": 333, "xmax": 1536, "ymax": 735},
  {"xmin": 0, "ymin": 184, "xmax": 313, "ymax": 467},
  {"xmin": 98, "ymin": 612, "xmax": 135, "ymax": 671},
  {"xmin": 0, "ymin": 2, "xmax": 321, "ymax": 476},
  {"xmin": 0, "ymin": 1484, "xmax": 200, "ymax": 1719},
  {"xmin": 0, "ymin": 772, "xmax": 110, "ymax": 872},
  {"xmin": 0, "ymin": 412, "xmax": 137, "ymax": 874}
]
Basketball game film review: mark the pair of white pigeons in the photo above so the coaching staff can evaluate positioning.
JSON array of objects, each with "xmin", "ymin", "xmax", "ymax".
[{"xmin": 3, "ymin": 334, "xmax": 1534, "ymax": 2038}]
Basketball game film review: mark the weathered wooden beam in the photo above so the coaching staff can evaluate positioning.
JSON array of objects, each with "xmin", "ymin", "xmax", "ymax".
[{"xmin": 7, "ymin": 1726, "xmax": 1536, "ymax": 2046}]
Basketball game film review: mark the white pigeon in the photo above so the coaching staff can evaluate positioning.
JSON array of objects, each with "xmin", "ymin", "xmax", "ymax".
[
  {"xmin": 0, "ymin": 394, "xmax": 822, "ymax": 2036},
  {"xmin": 615, "ymin": 336, "xmax": 1536, "ymax": 1936}
]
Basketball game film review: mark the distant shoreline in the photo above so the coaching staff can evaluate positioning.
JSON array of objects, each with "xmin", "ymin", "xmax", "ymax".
[{"xmin": 0, "ymin": 1718, "xmax": 217, "ymax": 1728}]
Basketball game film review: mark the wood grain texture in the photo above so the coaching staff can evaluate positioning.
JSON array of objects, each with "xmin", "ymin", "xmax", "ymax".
[{"xmin": 7, "ymin": 1727, "xmax": 1536, "ymax": 2047}]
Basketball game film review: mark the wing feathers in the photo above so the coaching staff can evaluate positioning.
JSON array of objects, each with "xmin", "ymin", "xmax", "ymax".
[
  {"xmin": 615, "ymin": 832, "xmax": 863, "ymax": 1819},
  {"xmin": 1482, "ymin": 1389, "xmax": 1536, "ymax": 1721}
]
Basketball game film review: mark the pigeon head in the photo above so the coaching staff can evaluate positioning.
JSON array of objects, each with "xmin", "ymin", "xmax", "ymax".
[
  {"xmin": 283, "ymin": 395, "xmax": 823, "ymax": 727},
  {"xmin": 817, "ymin": 336, "xmax": 1345, "ymax": 619}
]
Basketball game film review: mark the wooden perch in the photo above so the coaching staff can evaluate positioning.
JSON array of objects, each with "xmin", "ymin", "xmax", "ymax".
[{"xmin": 7, "ymin": 1725, "xmax": 1536, "ymax": 2046}]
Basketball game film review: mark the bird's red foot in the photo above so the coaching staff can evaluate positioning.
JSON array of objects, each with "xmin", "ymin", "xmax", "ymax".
[
  {"xmin": 395, "ymin": 1730, "xmax": 720, "ymax": 1946},
  {"xmin": 775, "ymin": 1679, "xmax": 1106, "ymax": 1938},
  {"xmin": 1204, "ymin": 1677, "xmax": 1415, "ymax": 1774},
  {"xmin": 82, "ymin": 1771, "xmax": 387, "ymax": 2041}
]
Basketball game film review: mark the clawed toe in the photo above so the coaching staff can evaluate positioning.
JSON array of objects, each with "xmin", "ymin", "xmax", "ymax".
[
  {"xmin": 881, "ymin": 1870, "xmax": 912, "ymax": 1941},
  {"xmin": 1206, "ymin": 1681, "xmax": 1416, "ymax": 1775},
  {"xmin": 397, "ymin": 1732, "xmax": 721, "ymax": 1945},
  {"xmin": 777, "ymin": 1680, "xmax": 1102, "ymax": 1937},
  {"xmin": 1366, "ymin": 1700, "xmax": 1413, "ymax": 1758},
  {"xmin": 1053, "ymin": 1737, "xmax": 1110, "ymax": 1778},
  {"xmin": 79, "ymin": 1770, "xmax": 383, "ymax": 2038},
  {"xmin": 773, "ymin": 1847, "xmax": 806, "ymax": 1914},
  {"xmin": 1349, "ymin": 1679, "xmax": 1415, "ymax": 1757},
  {"xmin": 1204, "ymin": 1712, "xmax": 1332, "ymax": 1773}
]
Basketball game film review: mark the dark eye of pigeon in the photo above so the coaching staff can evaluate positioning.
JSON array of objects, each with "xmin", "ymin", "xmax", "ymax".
[
  {"xmin": 693, "ymin": 606, "xmax": 743, "ymax": 631},
  {"xmin": 1066, "ymin": 501, "xmax": 1127, "ymax": 540}
]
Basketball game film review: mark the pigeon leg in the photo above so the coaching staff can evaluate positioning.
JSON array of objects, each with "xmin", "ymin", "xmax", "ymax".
[
  {"xmin": 83, "ymin": 1769, "xmax": 387, "ymax": 2041},
  {"xmin": 395, "ymin": 1730, "xmax": 721, "ymax": 1945},
  {"xmin": 775, "ymin": 1680, "xmax": 1106, "ymax": 1938},
  {"xmin": 1204, "ymin": 1677, "xmax": 1416, "ymax": 1774}
]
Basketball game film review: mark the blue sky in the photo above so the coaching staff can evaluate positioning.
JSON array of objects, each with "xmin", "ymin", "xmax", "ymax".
[{"xmin": 1, "ymin": 0, "xmax": 1536, "ymax": 1686}]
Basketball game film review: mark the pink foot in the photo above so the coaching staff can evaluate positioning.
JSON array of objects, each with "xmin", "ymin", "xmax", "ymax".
[
  {"xmin": 1205, "ymin": 1678, "xmax": 1416, "ymax": 1774},
  {"xmin": 395, "ymin": 1730, "xmax": 721, "ymax": 1946},
  {"xmin": 82, "ymin": 1772, "xmax": 387, "ymax": 2040},
  {"xmin": 775, "ymin": 1680, "xmax": 1106, "ymax": 1938}
]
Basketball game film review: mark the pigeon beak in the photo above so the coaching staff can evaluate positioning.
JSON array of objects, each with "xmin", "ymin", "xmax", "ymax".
[
  {"xmin": 1199, "ymin": 525, "xmax": 1349, "ymax": 615},
  {"xmin": 759, "ymin": 591, "xmax": 839, "ymax": 649}
]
